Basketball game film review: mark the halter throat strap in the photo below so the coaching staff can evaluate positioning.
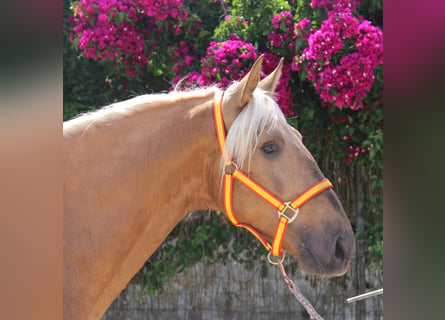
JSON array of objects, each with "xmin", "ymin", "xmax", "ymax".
[{"xmin": 213, "ymin": 91, "xmax": 333, "ymax": 258}]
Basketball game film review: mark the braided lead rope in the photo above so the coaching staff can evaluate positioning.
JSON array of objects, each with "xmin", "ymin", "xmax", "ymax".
[{"xmin": 277, "ymin": 260, "xmax": 324, "ymax": 320}]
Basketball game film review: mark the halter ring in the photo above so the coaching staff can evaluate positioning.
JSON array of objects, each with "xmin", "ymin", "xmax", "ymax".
[
  {"xmin": 268, "ymin": 251, "xmax": 286, "ymax": 265},
  {"xmin": 278, "ymin": 202, "xmax": 300, "ymax": 223}
]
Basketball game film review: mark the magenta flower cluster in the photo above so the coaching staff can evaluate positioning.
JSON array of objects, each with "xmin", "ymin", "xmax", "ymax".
[
  {"xmin": 201, "ymin": 40, "xmax": 257, "ymax": 86},
  {"xmin": 70, "ymin": 0, "xmax": 148, "ymax": 76},
  {"xmin": 173, "ymin": 40, "xmax": 257, "ymax": 88},
  {"xmin": 310, "ymin": 0, "xmax": 359, "ymax": 11},
  {"xmin": 297, "ymin": 6, "xmax": 383, "ymax": 109},
  {"xmin": 294, "ymin": 18, "xmax": 312, "ymax": 39},
  {"xmin": 268, "ymin": 11, "xmax": 295, "ymax": 50},
  {"xmin": 139, "ymin": 0, "xmax": 188, "ymax": 21},
  {"xmin": 267, "ymin": 4, "xmax": 383, "ymax": 112},
  {"xmin": 290, "ymin": 18, "xmax": 313, "ymax": 71},
  {"xmin": 69, "ymin": 0, "xmax": 194, "ymax": 77},
  {"xmin": 169, "ymin": 41, "xmax": 197, "ymax": 74}
]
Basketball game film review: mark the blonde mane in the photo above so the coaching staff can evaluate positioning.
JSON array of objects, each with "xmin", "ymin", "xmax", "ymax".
[
  {"xmin": 223, "ymin": 85, "xmax": 286, "ymax": 172},
  {"xmin": 63, "ymin": 87, "xmax": 217, "ymax": 139}
]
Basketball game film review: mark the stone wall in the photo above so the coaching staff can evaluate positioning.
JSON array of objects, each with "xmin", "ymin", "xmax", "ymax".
[{"xmin": 103, "ymin": 253, "xmax": 383, "ymax": 320}]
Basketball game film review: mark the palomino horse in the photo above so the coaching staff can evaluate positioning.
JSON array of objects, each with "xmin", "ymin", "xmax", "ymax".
[{"xmin": 64, "ymin": 55, "xmax": 354, "ymax": 319}]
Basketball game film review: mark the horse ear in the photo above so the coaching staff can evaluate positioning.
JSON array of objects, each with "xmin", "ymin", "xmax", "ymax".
[
  {"xmin": 258, "ymin": 57, "xmax": 284, "ymax": 93},
  {"xmin": 239, "ymin": 54, "xmax": 264, "ymax": 106},
  {"xmin": 222, "ymin": 54, "xmax": 264, "ymax": 128}
]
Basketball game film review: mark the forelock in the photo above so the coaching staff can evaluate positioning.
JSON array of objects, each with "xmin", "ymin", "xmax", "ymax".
[{"xmin": 223, "ymin": 88, "xmax": 285, "ymax": 171}]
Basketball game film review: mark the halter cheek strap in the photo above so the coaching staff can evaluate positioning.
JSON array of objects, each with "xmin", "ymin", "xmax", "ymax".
[{"xmin": 213, "ymin": 91, "xmax": 333, "ymax": 258}]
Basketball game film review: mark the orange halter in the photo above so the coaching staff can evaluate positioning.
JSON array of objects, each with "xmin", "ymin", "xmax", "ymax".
[{"xmin": 213, "ymin": 91, "xmax": 333, "ymax": 262}]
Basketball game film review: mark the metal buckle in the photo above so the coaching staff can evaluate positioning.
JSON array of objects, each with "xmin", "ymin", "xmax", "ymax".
[
  {"xmin": 268, "ymin": 251, "xmax": 285, "ymax": 265},
  {"xmin": 224, "ymin": 161, "xmax": 238, "ymax": 175},
  {"xmin": 277, "ymin": 202, "xmax": 299, "ymax": 223}
]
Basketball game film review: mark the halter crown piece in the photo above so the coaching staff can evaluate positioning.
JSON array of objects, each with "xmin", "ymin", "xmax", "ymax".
[{"xmin": 213, "ymin": 91, "xmax": 334, "ymax": 263}]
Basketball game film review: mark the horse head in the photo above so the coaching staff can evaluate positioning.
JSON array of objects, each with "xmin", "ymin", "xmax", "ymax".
[{"xmin": 216, "ymin": 55, "xmax": 355, "ymax": 276}]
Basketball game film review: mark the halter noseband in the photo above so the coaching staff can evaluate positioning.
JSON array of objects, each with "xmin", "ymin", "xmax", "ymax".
[{"xmin": 213, "ymin": 91, "xmax": 333, "ymax": 261}]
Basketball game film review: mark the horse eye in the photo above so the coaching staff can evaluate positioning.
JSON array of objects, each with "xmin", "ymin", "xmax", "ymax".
[{"xmin": 262, "ymin": 142, "xmax": 277, "ymax": 154}]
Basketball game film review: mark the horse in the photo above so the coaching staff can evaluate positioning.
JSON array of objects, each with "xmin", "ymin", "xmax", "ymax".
[{"xmin": 63, "ymin": 55, "xmax": 355, "ymax": 319}]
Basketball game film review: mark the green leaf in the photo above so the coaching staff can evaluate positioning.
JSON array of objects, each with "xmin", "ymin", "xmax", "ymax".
[
  {"xmin": 198, "ymin": 30, "xmax": 210, "ymax": 39},
  {"xmin": 154, "ymin": 68, "xmax": 163, "ymax": 77},
  {"xmin": 81, "ymin": 9, "xmax": 89, "ymax": 20},
  {"xmin": 115, "ymin": 12, "xmax": 125, "ymax": 26}
]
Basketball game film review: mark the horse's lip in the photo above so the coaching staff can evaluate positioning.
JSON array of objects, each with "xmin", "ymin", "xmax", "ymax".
[{"xmin": 293, "ymin": 245, "xmax": 351, "ymax": 277}]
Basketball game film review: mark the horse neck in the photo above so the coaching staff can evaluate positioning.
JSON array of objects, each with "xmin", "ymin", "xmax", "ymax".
[
  {"xmin": 63, "ymin": 88, "xmax": 222, "ymax": 318},
  {"xmin": 65, "ymin": 88, "xmax": 221, "ymax": 212},
  {"xmin": 119, "ymin": 90, "xmax": 222, "ymax": 213}
]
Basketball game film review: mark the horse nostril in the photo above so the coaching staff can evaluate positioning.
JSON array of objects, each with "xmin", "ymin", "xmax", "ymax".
[{"xmin": 335, "ymin": 236, "xmax": 345, "ymax": 262}]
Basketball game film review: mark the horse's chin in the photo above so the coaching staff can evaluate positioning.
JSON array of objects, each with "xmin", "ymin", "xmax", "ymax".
[
  {"xmin": 287, "ymin": 247, "xmax": 351, "ymax": 277},
  {"xmin": 300, "ymin": 263, "xmax": 350, "ymax": 277}
]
